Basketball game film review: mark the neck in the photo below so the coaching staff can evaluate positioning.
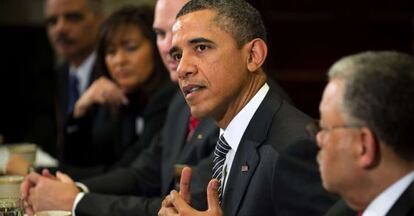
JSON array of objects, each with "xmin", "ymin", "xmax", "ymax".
[
  {"xmin": 69, "ymin": 50, "xmax": 93, "ymax": 68},
  {"xmin": 216, "ymin": 72, "xmax": 266, "ymax": 129},
  {"xmin": 345, "ymin": 147, "xmax": 414, "ymax": 211}
]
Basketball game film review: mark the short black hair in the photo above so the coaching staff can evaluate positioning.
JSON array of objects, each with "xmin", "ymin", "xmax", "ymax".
[{"xmin": 176, "ymin": 0, "xmax": 267, "ymax": 47}]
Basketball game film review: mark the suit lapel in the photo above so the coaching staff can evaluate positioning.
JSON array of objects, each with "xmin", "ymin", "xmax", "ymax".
[
  {"xmin": 180, "ymin": 118, "xmax": 217, "ymax": 157},
  {"xmin": 161, "ymin": 96, "xmax": 190, "ymax": 195},
  {"xmin": 223, "ymin": 89, "xmax": 282, "ymax": 216},
  {"xmin": 223, "ymin": 139, "xmax": 260, "ymax": 216},
  {"xmin": 387, "ymin": 181, "xmax": 414, "ymax": 216}
]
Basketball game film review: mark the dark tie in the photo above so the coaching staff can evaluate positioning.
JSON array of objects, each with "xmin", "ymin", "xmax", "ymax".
[
  {"xmin": 67, "ymin": 74, "xmax": 79, "ymax": 115},
  {"xmin": 212, "ymin": 134, "xmax": 231, "ymax": 203}
]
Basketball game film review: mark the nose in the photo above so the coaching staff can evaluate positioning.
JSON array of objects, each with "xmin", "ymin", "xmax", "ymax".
[
  {"xmin": 316, "ymin": 132, "xmax": 324, "ymax": 148},
  {"xmin": 177, "ymin": 53, "xmax": 196, "ymax": 80},
  {"xmin": 54, "ymin": 16, "xmax": 68, "ymax": 33}
]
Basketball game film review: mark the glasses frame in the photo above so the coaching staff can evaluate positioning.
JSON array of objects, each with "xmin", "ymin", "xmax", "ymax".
[{"xmin": 306, "ymin": 120, "xmax": 362, "ymax": 141}]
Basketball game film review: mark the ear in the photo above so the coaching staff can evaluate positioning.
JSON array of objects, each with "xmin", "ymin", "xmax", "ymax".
[
  {"xmin": 245, "ymin": 38, "xmax": 268, "ymax": 72},
  {"xmin": 356, "ymin": 127, "xmax": 378, "ymax": 169}
]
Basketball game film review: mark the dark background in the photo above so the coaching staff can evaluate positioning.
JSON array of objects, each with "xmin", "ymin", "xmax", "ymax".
[{"xmin": 0, "ymin": 0, "xmax": 413, "ymax": 152}]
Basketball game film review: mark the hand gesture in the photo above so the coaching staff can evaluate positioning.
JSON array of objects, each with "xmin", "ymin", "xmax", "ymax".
[
  {"xmin": 158, "ymin": 167, "xmax": 223, "ymax": 216},
  {"xmin": 74, "ymin": 77, "xmax": 128, "ymax": 118},
  {"xmin": 21, "ymin": 170, "xmax": 79, "ymax": 216}
]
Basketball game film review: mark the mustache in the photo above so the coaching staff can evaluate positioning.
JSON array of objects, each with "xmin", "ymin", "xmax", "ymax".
[{"xmin": 54, "ymin": 33, "xmax": 75, "ymax": 45}]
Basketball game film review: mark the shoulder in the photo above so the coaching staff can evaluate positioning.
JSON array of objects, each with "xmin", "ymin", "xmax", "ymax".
[{"xmin": 144, "ymin": 82, "xmax": 179, "ymax": 115}]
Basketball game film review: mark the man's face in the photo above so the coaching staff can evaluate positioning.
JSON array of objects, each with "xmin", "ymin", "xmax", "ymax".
[
  {"xmin": 316, "ymin": 79, "xmax": 360, "ymax": 194},
  {"xmin": 171, "ymin": 10, "xmax": 251, "ymax": 125},
  {"xmin": 45, "ymin": 0, "xmax": 101, "ymax": 64},
  {"xmin": 153, "ymin": 0, "xmax": 189, "ymax": 82}
]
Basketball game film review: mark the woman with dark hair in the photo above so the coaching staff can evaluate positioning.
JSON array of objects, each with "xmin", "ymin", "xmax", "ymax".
[{"xmin": 59, "ymin": 5, "xmax": 176, "ymax": 179}]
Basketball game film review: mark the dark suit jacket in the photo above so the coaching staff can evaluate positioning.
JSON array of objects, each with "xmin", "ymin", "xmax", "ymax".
[
  {"xmin": 55, "ymin": 61, "xmax": 101, "ymax": 162},
  {"xmin": 324, "ymin": 181, "xmax": 414, "ymax": 216},
  {"xmin": 222, "ymin": 86, "xmax": 337, "ymax": 216},
  {"xmin": 58, "ymin": 83, "xmax": 177, "ymax": 180},
  {"xmin": 75, "ymin": 91, "xmax": 218, "ymax": 216}
]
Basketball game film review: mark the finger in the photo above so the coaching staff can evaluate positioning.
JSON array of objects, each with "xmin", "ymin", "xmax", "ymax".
[
  {"xmin": 28, "ymin": 188, "xmax": 36, "ymax": 208},
  {"xmin": 162, "ymin": 194, "xmax": 173, "ymax": 208},
  {"xmin": 171, "ymin": 190, "xmax": 191, "ymax": 213},
  {"xmin": 165, "ymin": 206, "xmax": 179, "ymax": 215},
  {"xmin": 179, "ymin": 166, "xmax": 192, "ymax": 203},
  {"xmin": 25, "ymin": 205, "xmax": 34, "ymax": 216},
  {"xmin": 41, "ymin": 169, "xmax": 57, "ymax": 180},
  {"xmin": 21, "ymin": 178, "xmax": 31, "ymax": 199},
  {"xmin": 206, "ymin": 179, "xmax": 221, "ymax": 212},
  {"xmin": 26, "ymin": 172, "xmax": 42, "ymax": 185},
  {"xmin": 56, "ymin": 171, "xmax": 74, "ymax": 183}
]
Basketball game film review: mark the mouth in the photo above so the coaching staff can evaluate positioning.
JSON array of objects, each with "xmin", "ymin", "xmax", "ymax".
[
  {"xmin": 182, "ymin": 84, "xmax": 206, "ymax": 97},
  {"xmin": 115, "ymin": 69, "xmax": 130, "ymax": 78}
]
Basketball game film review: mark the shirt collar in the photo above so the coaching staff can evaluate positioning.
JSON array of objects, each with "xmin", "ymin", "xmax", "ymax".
[
  {"xmin": 69, "ymin": 52, "xmax": 96, "ymax": 94},
  {"xmin": 363, "ymin": 171, "xmax": 414, "ymax": 216},
  {"xmin": 220, "ymin": 83, "xmax": 269, "ymax": 151}
]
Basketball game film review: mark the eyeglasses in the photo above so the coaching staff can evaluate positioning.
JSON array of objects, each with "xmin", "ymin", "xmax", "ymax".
[{"xmin": 306, "ymin": 119, "xmax": 362, "ymax": 141}]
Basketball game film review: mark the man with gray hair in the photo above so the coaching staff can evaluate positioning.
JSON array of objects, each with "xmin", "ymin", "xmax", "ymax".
[{"xmin": 315, "ymin": 51, "xmax": 414, "ymax": 216}]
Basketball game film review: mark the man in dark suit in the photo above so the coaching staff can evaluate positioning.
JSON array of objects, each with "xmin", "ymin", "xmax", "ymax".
[
  {"xmin": 3, "ymin": 0, "xmax": 104, "ymax": 175},
  {"xmin": 315, "ymin": 51, "xmax": 414, "ymax": 216},
  {"xmin": 45, "ymin": 0, "xmax": 103, "ymax": 161},
  {"xmin": 158, "ymin": 0, "xmax": 336, "ymax": 215},
  {"xmin": 21, "ymin": 0, "xmax": 218, "ymax": 215}
]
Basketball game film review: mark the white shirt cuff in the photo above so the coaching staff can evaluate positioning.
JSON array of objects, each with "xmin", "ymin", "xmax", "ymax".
[
  {"xmin": 72, "ymin": 192, "xmax": 85, "ymax": 216},
  {"xmin": 75, "ymin": 182, "xmax": 89, "ymax": 193}
]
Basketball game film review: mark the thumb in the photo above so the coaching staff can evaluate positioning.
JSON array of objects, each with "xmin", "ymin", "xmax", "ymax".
[
  {"xmin": 207, "ymin": 179, "xmax": 221, "ymax": 213},
  {"xmin": 171, "ymin": 190, "xmax": 191, "ymax": 212},
  {"xmin": 56, "ymin": 171, "xmax": 74, "ymax": 183}
]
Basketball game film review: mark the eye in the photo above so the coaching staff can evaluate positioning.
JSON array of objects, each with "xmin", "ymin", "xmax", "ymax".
[
  {"xmin": 106, "ymin": 46, "xmax": 116, "ymax": 56},
  {"xmin": 195, "ymin": 44, "xmax": 208, "ymax": 52},
  {"xmin": 125, "ymin": 43, "xmax": 138, "ymax": 52},
  {"xmin": 45, "ymin": 16, "xmax": 57, "ymax": 27},
  {"xmin": 154, "ymin": 29, "xmax": 166, "ymax": 39},
  {"xmin": 65, "ymin": 12, "xmax": 84, "ymax": 23},
  {"xmin": 171, "ymin": 52, "xmax": 182, "ymax": 62}
]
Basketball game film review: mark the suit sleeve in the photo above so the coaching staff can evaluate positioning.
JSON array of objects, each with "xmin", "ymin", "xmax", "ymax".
[
  {"xmin": 80, "ymin": 134, "xmax": 163, "ymax": 197},
  {"xmin": 76, "ymin": 193, "xmax": 163, "ymax": 216}
]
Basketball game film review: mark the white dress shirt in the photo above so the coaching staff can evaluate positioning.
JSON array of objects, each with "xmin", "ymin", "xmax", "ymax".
[
  {"xmin": 220, "ymin": 83, "xmax": 269, "ymax": 192},
  {"xmin": 362, "ymin": 171, "xmax": 414, "ymax": 216},
  {"xmin": 69, "ymin": 53, "xmax": 96, "ymax": 95}
]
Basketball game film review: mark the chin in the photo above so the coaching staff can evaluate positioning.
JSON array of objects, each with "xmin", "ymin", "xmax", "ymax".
[{"xmin": 189, "ymin": 106, "xmax": 209, "ymax": 119}]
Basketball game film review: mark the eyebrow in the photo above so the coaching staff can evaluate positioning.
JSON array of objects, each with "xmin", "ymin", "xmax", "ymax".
[
  {"xmin": 169, "ymin": 46, "xmax": 180, "ymax": 57},
  {"xmin": 189, "ymin": 37, "xmax": 214, "ymax": 44}
]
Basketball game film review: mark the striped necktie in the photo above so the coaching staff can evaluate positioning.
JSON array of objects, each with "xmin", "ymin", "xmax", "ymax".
[{"xmin": 212, "ymin": 134, "xmax": 231, "ymax": 203}]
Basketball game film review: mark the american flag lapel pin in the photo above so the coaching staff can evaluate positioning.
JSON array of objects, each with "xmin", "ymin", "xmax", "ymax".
[{"xmin": 241, "ymin": 164, "xmax": 249, "ymax": 172}]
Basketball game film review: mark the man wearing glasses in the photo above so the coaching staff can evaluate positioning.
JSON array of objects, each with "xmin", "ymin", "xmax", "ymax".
[{"xmin": 315, "ymin": 51, "xmax": 414, "ymax": 216}]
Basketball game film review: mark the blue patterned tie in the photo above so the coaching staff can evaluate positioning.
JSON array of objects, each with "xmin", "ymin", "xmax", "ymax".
[
  {"xmin": 212, "ymin": 134, "xmax": 231, "ymax": 203},
  {"xmin": 67, "ymin": 74, "xmax": 79, "ymax": 115}
]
